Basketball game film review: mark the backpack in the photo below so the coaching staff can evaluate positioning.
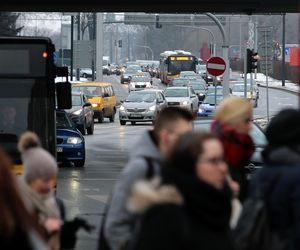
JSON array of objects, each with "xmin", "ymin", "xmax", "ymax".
[
  {"xmin": 234, "ymin": 173, "xmax": 287, "ymax": 250},
  {"xmin": 98, "ymin": 157, "xmax": 155, "ymax": 250}
]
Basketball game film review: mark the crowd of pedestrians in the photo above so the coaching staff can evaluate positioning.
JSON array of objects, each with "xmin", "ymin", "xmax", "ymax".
[{"xmin": 0, "ymin": 96, "xmax": 300, "ymax": 250}]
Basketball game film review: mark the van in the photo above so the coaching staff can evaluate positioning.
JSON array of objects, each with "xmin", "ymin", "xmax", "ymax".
[{"xmin": 72, "ymin": 82, "xmax": 117, "ymax": 123}]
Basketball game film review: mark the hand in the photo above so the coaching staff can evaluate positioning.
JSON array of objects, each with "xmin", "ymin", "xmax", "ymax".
[
  {"xmin": 229, "ymin": 181, "xmax": 240, "ymax": 198},
  {"xmin": 44, "ymin": 218, "xmax": 63, "ymax": 233}
]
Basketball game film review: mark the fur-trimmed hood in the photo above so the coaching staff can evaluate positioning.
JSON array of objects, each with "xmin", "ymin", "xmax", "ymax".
[{"xmin": 127, "ymin": 178, "xmax": 184, "ymax": 214}]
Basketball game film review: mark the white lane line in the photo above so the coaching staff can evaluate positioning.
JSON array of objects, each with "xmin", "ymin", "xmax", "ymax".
[{"xmin": 86, "ymin": 195, "xmax": 109, "ymax": 203}]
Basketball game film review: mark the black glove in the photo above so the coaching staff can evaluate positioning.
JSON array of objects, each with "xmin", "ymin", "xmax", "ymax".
[{"xmin": 60, "ymin": 217, "xmax": 95, "ymax": 249}]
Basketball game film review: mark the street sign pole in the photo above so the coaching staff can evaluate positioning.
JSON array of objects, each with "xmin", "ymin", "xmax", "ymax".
[
  {"xmin": 264, "ymin": 30, "xmax": 270, "ymax": 122},
  {"xmin": 96, "ymin": 13, "xmax": 103, "ymax": 82}
]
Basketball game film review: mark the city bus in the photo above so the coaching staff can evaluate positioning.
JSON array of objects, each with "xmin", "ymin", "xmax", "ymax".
[
  {"xmin": 0, "ymin": 37, "xmax": 71, "ymax": 174},
  {"xmin": 159, "ymin": 50, "xmax": 198, "ymax": 85}
]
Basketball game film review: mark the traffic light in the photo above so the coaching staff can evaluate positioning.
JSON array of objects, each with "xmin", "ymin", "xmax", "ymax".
[
  {"xmin": 155, "ymin": 15, "xmax": 162, "ymax": 28},
  {"xmin": 118, "ymin": 40, "xmax": 122, "ymax": 48},
  {"xmin": 246, "ymin": 49, "xmax": 258, "ymax": 73}
]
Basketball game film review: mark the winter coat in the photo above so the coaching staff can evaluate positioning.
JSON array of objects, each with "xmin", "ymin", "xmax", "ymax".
[
  {"xmin": 17, "ymin": 177, "xmax": 61, "ymax": 250},
  {"xmin": 211, "ymin": 120, "xmax": 255, "ymax": 201},
  {"xmin": 104, "ymin": 131, "xmax": 163, "ymax": 250},
  {"xmin": 127, "ymin": 167, "xmax": 235, "ymax": 250},
  {"xmin": 249, "ymin": 146, "xmax": 300, "ymax": 250}
]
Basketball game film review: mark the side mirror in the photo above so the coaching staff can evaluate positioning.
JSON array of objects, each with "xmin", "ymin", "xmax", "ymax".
[{"xmin": 56, "ymin": 82, "xmax": 72, "ymax": 109}]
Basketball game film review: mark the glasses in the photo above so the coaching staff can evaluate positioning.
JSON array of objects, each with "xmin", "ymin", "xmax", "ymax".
[{"xmin": 200, "ymin": 157, "xmax": 226, "ymax": 166}]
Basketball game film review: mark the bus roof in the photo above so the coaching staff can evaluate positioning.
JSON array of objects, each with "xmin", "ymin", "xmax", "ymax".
[{"xmin": 160, "ymin": 50, "xmax": 194, "ymax": 58}]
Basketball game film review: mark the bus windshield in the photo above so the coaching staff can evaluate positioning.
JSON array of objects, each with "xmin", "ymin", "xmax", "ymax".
[{"xmin": 168, "ymin": 60, "xmax": 195, "ymax": 75}]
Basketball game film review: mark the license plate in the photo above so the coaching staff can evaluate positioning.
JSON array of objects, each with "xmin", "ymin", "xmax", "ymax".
[
  {"xmin": 57, "ymin": 147, "xmax": 63, "ymax": 153},
  {"xmin": 130, "ymin": 114, "xmax": 142, "ymax": 118}
]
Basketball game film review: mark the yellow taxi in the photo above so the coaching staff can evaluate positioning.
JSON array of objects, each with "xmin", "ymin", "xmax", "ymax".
[{"xmin": 72, "ymin": 82, "xmax": 117, "ymax": 123}]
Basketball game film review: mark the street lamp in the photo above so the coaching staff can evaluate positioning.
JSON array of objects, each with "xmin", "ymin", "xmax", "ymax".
[
  {"xmin": 175, "ymin": 25, "xmax": 216, "ymax": 56},
  {"xmin": 135, "ymin": 45, "xmax": 154, "ymax": 60}
]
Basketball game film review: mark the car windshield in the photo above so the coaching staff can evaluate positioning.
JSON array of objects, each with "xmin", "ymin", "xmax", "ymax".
[
  {"xmin": 72, "ymin": 86, "xmax": 101, "ymax": 97},
  {"xmin": 207, "ymin": 87, "xmax": 223, "ymax": 95},
  {"xmin": 172, "ymin": 79, "xmax": 189, "ymax": 86},
  {"xmin": 72, "ymin": 95, "xmax": 82, "ymax": 106},
  {"xmin": 189, "ymin": 83, "xmax": 206, "ymax": 90},
  {"xmin": 203, "ymin": 95, "xmax": 223, "ymax": 105},
  {"xmin": 232, "ymin": 84, "xmax": 251, "ymax": 92},
  {"xmin": 193, "ymin": 121, "xmax": 267, "ymax": 147},
  {"xmin": 56, "ymin": 112, "xmax": 73, "ymax": 129},
  {"xmin": 131, "ymin": 77, "xmax": 149, "ymax": 82},
  {"xmin": 126, "ymin": 92, "xmax": 156, "ymax": 103},
  {"xmin": 164, "ymin": 88, "xmax": 189, "ymax": 97}
]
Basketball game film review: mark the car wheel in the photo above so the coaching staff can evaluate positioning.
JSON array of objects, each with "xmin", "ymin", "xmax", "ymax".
[
  {"xmin": 120, "ymin": 120, "xmax": 126, "ymax": 126},
  {"xmin": 98, "ymin": 111, "xmax": 104, "ymax": 123},
  {"xmin": 74, "ymin": 159, "xmax": 85, "ymax": 168},
  {"xmin": 109, "ymin": 110, "xmax": 115, "ymax": 122},
  {"xmin": 131, "ymin": 121, "xmax": 136, "ymax": 125},
  {"xmin": 79, "ymin": 122, "xmax": 86, "ymax": 135},
  {"xmin": 87, "ymin": 119, "xmax": 94, "ymax": 135}
]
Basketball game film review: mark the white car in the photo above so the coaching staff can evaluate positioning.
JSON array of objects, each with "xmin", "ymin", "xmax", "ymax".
[
  {"xmin": 128, "ymin": 76, "xmax": 152, "ymax": 92},
  {"xmin": 164, "ymin": 86, "xmax": 199, "ymax": 115},
  {"xmin": 230, "ymin": 82, "xmax": 259, "ymax": 108}
]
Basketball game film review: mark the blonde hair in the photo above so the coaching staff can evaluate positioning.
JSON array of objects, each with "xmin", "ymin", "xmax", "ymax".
[{"xmin": 214, "ymin": 96, "xmax": 252, "ymax": 128}]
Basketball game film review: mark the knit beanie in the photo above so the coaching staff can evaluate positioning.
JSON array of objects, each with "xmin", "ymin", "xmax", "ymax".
[
  {"xmin": 18, "ymin": 132, "xmax": 58, "ymax": 184},
  {"xmin": 266, "ymin": 108, "xmax": 300, "ymax": 147}
]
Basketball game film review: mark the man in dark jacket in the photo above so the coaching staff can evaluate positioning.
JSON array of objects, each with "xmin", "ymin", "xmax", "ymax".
[
  {"xmin": 104, "ymin": 107, "xmax": 194, "ymax": 250},
  {"xmin": 249, "ymin": 109, "xmax": 300, "ymax": 250}
]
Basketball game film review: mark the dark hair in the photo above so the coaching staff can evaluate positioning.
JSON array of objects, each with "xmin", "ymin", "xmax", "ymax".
[
  {"xmin": 165, "ymin": 131, "xmax": 218, "ymax": 174},
  {"xmin": 0, "ymin": 149, "xmax": 38, "ymax": 237},
  {"xmin": 153, "ymin": 107, "xmax": 194, "ymax": 140}
]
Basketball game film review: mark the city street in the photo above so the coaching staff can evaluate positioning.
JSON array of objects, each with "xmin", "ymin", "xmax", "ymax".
[{"xmin": 57, "ymin": 74, "xmax": 298, "ymax": 249}]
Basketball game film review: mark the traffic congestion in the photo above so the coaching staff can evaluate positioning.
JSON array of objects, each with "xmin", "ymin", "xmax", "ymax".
[{"xmin": 0, "ymin": 9, "xmax": 299, "ymax": 250}]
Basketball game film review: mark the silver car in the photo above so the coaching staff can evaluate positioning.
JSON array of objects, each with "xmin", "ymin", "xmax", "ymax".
[
  {"xmin": 164, "ymin": 86, "xmax": 199, "ymax": 115},
  {"xmin": 119, "ymin": 89, "xmax": 167, "ymax": 125}
]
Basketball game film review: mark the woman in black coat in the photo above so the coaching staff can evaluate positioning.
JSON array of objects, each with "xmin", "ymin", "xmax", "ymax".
[{"xmin": 127, "ymin": 132, "xmax": 236, "ymax": 250}]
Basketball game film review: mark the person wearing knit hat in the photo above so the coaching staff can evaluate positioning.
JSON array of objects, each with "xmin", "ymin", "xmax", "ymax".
[
  {"xmin": 249, "ymin": 108, "xmax": 300, "ymax": 249},
  {"xmin": 211, "ymin": 96, "xmax": 255, "ymax": 201},
  {"xmin": 17, "ymin": 131, "xmax": 62, "ymax": 250}
]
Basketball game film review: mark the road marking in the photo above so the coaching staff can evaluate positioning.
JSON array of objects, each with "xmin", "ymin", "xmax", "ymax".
[
  {"xmin": 75, "ymin": 178, "xmax": 118, "ymax": 181},
  {"xmin": 86, "ymin": 195, "xmax": 109, "ymax": 203}
]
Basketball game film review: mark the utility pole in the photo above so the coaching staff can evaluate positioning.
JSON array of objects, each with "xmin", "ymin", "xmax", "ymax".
[
  {"xmin": 282, "ymin": 13, "xmax": 286, "ymax": 87},
  {"xmin": 70, "ymin": 15, "xmax": 74, "ymax": 81},
  {"xmin": 96, "ymin": 13, "xmax": 103, "ymax": 82},
  {"xmin": 76, "ymin": 13, "xmax": 80, "ymax": 81}
]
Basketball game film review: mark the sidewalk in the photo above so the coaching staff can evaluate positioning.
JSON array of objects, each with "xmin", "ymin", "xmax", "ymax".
[{"xmin": 253, "ymin": 73, "xmax": 299, "ymax": 94}]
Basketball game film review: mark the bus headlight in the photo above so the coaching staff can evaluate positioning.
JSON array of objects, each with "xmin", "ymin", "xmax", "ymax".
[{"xmin": 67, "ymin": 137, "xmax": 83, "ymax": 144}]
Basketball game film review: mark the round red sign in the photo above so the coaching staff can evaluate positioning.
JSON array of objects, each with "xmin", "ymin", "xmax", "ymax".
[{"xmin": 206, "ymin": 57, "xmax": 226, "ymax": 76}]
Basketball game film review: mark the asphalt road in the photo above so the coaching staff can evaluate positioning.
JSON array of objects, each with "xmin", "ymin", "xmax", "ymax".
[{"xmin": 57, "ymin": 75, "xmax": 298, "ymax": 250}]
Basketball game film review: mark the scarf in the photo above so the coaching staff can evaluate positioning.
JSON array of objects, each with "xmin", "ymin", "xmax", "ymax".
[
  {"xmin": 211, "ymin": 120, "xmax": 255, "ymax": 171},
  {"xmin": 18, "ymin": 177, "xmax": 60, "ymax": 224},
  {"xmin": 163, "ymin": 167, "xmax": 232, "ymax": 230}
]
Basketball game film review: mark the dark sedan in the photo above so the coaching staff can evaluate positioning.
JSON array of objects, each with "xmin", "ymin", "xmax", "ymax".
[
  {"xmin": 65, "ymin": 93, "xmax": 94, "ymax": 135},
  {"xmin": 56, "ymin": 110, "xmax": 85, "ymax": 167}
]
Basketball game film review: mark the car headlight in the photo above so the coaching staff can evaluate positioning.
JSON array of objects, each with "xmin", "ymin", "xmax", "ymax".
[
  {"xmin": 198, "ymin": 108, "xmax": 203, "ymax": 113},
  {"xmin": 92, "ymin": 104, "xmax": 98, "ymax": 108},
  {"xmin": 67, "ymin": 137, "xmax": 83, "ymax": 144},
  {"xmin": 73, "ymin": 109, "xmax": 83, "ymax": 115},
  {"xmin": 182, "ymin": 101, "xmax": 188, "ymax": 105},
  {"xmin": 149, "ymin": 105, "xmax": 156, "ymax": 111},
  {"xmin": 119, "ymin": 105, "xmax": 125, "ymax": 111},
  {"xmin": 199, "ymin": 93, "xmax": 204, "ymax": 96}
]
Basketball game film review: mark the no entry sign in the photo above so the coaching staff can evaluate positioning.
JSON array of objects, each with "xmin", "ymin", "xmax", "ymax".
[{"xmin": 206, "ymin": 57, "xmax": 226, "ymax": 76}]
